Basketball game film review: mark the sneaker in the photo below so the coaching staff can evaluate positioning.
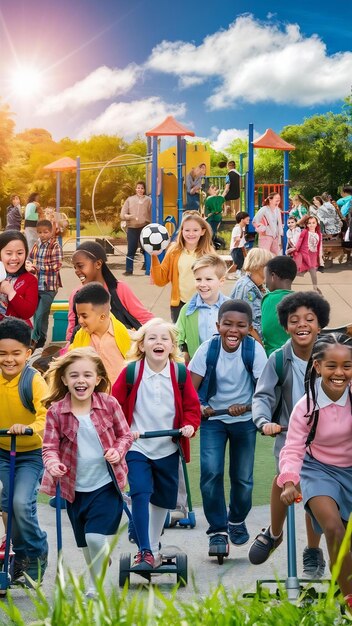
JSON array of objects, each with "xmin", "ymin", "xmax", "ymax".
[
  {"xmin": 131, "ymin": 549, "xmax": 154, "ymax": 571},
  {"xmin": 228, "ymin": 521, "xmax": 250, "ymax": 546},
  {"xmin": 208, "ymin": 533, "xmax": 229, "ymax": 557},
  {"xmin": 153, "ymin": 552, "xmax": 163, "ymax": 569},
  {"xmin": 12, "ymin": 557, "xmax": 30, "ymax": 582},
  {"xmin": 23, "ymin": 553, "xmax": 48, "ymax": 587},
  {"xmin": 302, "ymin": 547, "xmax": 326, "ymax": 579},
  {"xmin": 122, "ymin": 271, "xmax": 133, "ymax": 276},
  {"xmin": 248, "ymin": 526, "xmax": 283, "ymax": 564}
]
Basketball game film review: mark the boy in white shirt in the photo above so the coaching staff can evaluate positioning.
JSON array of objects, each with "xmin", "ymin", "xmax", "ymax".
[{"xmin": 228, "ymin": 212, "xmax": 250, "ymax": 279}]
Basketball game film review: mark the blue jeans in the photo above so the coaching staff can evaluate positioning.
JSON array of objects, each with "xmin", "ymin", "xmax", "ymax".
[
  {"xmin": 0, "ymin": 449, "xmax": 48, "ymax": 559},
  {"xmin": 126, "ymin": 227, "xmax": 145, "ymax": 273},
  {"xmin": 32, "ymin": 289, "xmax": 57, "ymax": 343},
  {"xmin": 200, "ymin": 418, "xmax": 257, "ymax": 534}
]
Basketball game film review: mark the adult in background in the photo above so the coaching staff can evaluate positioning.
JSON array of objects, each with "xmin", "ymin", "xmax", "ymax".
[
  {"xmin": 185, "ymin": 163, "xmax": 206, "ymax": 211},
  {"xmin": 252, "ymin": 192, "xmax": 283, "ymax": 254},
  {"xmin": 223, "ymin": 160, "xmax": 240, "ymax": 217},
  {"xmin": 120, "ymin": 181, "xmax": 151, "ymax": 276},
  {"xmin": 24, "ymin": 192, "xmax": 42, "ymax": 252},
  {"xmin": 5, "ymin": 194, "xmax": 22, "ymax": 231}
]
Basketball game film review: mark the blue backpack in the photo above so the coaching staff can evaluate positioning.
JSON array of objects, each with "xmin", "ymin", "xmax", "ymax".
[
  {"xmin": 198, "ymin": 334, "xmax": 256, "ymax": 405},
  {"xmin": 18, "ymin": 364, "xmax": 37, "ymax": 414}
]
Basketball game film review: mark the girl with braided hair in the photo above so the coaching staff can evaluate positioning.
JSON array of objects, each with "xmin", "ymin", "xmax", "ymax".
[{"xmin": 278, "ymin": 332, "xmax": 352, "ymax": 613}]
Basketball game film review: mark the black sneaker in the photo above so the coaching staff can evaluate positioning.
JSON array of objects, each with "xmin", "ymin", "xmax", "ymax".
[
  {"xmin": 302, "ymin": 547, "xmax": 326, "ymax": 579},
  {"xmin": 248, "ymin": 526, "xmax": 283, "ymax": 564},
  {"xmin": 208, "ymin": 533, "xmax": 229, "ymax": 557},
  {"xmin": 228, "ymin": 521, "xmax": 249, "ymax": 546},
  {"xmin": 23, "ymin": 553, "xmax": 48, "ymax": 587},
  {"xmin": 12, "ymin": 557, "xmax": 29, "ymax": 582}
]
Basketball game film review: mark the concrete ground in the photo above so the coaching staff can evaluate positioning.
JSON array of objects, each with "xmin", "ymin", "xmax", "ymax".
[{"xmin": 2, "ymin": 244, "xmax": 350, "ymax": 617}]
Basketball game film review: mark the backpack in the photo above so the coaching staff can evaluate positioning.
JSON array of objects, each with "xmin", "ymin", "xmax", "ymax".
[
  {"xmin": 18, "ymin": 364, "xmax": 37, "ymax": 414},
  {"xmin": 271, "ymin": 348, "xmax": 284, "ymax": 423},
  {"xmin": 198, "ymin": 334, "xmax": 256, "ymax": 405},
  {"xmin": 125, "ymin": 360, "xmax": 187, "ymax": 393}
]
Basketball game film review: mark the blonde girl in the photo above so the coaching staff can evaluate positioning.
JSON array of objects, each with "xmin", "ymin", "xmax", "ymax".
[
  {"xmin": 41, "ymin": 348, "xmax": 133, "ymax": 599},
  {"xmin": 151, "ymin": 211, "xmax": 215, "ymax": 322},
  {"xmin": 112, "ymin": 319, "xmax": 201, "ymax": 571}
]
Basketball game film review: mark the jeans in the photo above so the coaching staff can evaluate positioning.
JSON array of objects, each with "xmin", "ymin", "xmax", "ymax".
[
  {"xmin": 200, "ymin": 418, "xmax": 257, "ymax": 534},
  {"xmin": 32, "ymin": 289, "xmax": 57, "ymax": 343},
  {"xmin": 0, "ymin": 449, "xmax": 48, "ymax": 559},
  {"xmin": 126, "ymin": 227, "xmax": 145, "ymax": 273}
]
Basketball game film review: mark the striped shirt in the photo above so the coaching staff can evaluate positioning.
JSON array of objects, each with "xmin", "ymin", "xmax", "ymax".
[{"xmin": 29, "ymin": 238, "xmax": 63, "ymax": 291}]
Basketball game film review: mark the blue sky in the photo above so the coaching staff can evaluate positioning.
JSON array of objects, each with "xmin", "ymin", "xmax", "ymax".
[{"xmin": 1, "ymin": 0, "xmax": 351, "ymax": 152}]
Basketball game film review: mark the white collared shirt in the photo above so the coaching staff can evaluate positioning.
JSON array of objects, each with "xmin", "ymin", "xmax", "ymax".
[
  {"xmin": 130, "ymin": 360, "xmax": 177, "ymax": 459},
  {"xmin": 316, "ymin": 382, "xmax": 349, "ymax": 409}
]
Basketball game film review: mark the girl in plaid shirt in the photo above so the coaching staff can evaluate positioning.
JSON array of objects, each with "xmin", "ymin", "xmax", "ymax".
[{"xmin": 41, "ymin": 347, "xmax": 133, "ymax": 598}]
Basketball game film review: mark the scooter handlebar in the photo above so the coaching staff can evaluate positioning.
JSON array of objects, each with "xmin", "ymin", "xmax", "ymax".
[
  {"xmin": 0, "ymin": 428, "xmax": 33, "ymax": 437},
  {"xmin": 139, "ymin": 429, "xmax": 182, "ymax": 439},
  {"xmin": 203, "ymin": 405, "xmax": 252, "ymax": 418}
]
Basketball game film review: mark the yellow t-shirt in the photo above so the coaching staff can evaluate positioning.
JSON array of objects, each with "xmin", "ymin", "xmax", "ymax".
[
  {"xmin": 178, "ymin": 250, "xmax": 197, "ymax": 304},
  {"xmin": 0, "ymin": 371, "xmax": 48, "ymax": 451}
]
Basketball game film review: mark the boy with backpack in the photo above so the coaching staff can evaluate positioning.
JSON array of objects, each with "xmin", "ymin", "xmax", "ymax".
[
  {"xmin": 0, "ymin": 317, "xmax": 49, "ymax": 585},
  {"xmin": 249, "ymin": 291, "xmax": 331, "ymax": 578},
  {"xmin": 189, "ymin": 300, "xmax": 267, "ymax": 558}
]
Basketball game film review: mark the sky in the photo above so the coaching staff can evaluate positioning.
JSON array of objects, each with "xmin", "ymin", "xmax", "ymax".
[{"xmin": 0, "ymin": 0, "xmax": 351, "ymax": 153}]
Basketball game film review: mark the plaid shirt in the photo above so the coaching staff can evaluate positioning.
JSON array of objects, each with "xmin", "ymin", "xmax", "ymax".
[
  {"xmin": 29, "ymin": 238, "xmax": 63, "ymax": 291},
  {"xmin": 41, "ymin": 392, "xmax": 133, "ymax": 502}
]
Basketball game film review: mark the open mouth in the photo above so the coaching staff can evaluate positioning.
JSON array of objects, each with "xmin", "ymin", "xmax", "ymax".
[
  {"xmin": 226, "ymin": 335, "xmax": 240, "ymax": 347},
  {"xmin": 153, "ymin": 348, "xmax": 164, "ymax": 354},
  {"xmin": 74, "ymin": 385, "xmax": 88, "ymax": 393},
  {"xmin": 296, "ymin": 331, "xmax": 310, "ymax": 337},
  {"xmin": 78, "ymin": 275, "xmax": 86, "ymax": 283},
  {"xmin": 330, "ymin": 378, "xmax": 346, "ymax": 386}
]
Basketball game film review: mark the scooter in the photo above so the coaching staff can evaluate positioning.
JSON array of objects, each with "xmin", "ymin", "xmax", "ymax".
[{"xmin": 119, "ymin": 429, "xmax": 188, "ymax": 588}]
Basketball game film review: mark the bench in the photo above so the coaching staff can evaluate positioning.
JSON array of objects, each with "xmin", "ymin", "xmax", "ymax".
[{"xmin": 322, "ymin": 237, "xmax": 351, "ymax": 267}]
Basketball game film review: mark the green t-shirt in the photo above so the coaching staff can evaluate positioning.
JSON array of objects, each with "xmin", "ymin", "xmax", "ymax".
[
  {"xmin": 261, "ymin": 289, "xmax": 292, "ymax": 356},
  {"xmin": 205, "ymin": 196, "xmax": 224, "ymax": 222}
]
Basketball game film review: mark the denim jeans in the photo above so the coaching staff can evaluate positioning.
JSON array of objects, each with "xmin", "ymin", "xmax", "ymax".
[
  {"xmin": 126, "ymin": 227, "xmax": 145, "ymax": 273},
  {"xmin": 32, "ymin": 289, "xmax": 57, "ymax": 343},
  {"xmin": 0, "ymin": 449, "xmax": 48, "ymax": 559},
  {"xmin": 200, "ymin": 418, "xmax": 257, "ymax": 534}
]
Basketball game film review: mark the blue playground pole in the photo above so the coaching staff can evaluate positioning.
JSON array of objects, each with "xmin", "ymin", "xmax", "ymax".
[
  {"xmin": 76, "ymin": 156, "xmax": 81, "ymax": 248},
  {"xmin": 247, "ymin": 123, "xmax": 255, "ymax": 220},
  {"xmin": 151, "ymin": 136, "xmax": 158, "ymax": 223},
  {"xmin": 283, "ymin": 151, "xmax": 290, "ymax": 254},
  {"xmin": 177, "ymin": 135, "xmax": 184, "ymax": 227},
  {"xmin": 239, "ymin": 152, "xmax": 247, "ymax": 211},
  {"xmin": 146, "ymin": 136, "xmax": 152, "ymax": 196}
]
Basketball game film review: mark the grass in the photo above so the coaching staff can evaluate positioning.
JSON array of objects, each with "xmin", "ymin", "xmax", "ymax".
[{"xmin": 188, "ymin": 433, "xmax": 276, "ymax": 508}]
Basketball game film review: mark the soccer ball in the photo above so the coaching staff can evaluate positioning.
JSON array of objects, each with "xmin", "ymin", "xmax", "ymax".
[{"xmin": 140, "ymin": 223, "xmax": 170, "ymax": 255}]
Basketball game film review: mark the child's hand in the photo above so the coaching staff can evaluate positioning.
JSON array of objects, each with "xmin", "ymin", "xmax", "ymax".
[
  {"xmin": 280, "ymin": 482, "xmax": 301, "ymax": 506},
  {"xmin": 25, "ymin": 260, "xmax": 35, "ymax": 272},
  {"xmin": 262, "ymin": 423, "xmax": 282, "ymax": 436},
  {"xmin": 0, "ymin": 281, "xmax": 16, "ymax": 298},
  {"xmin": 104, "ymin": 448, "xmax": 121, "ymax": 464},
  {"xmin": 201, "ymin": 406, "xmax": 215, "ymax": 418},
  {"xmin": 131, "ymin": 431, "xmax": 140, "ymax": 441},
  {"xmin": 48, "ymin": 462, "xmax": 67, "ymax": 477},
  {"xmin": 228, "ymin": 404, "xmax": 248, "ymax": 416},
  {"xmin": 7, "ymin": 424, "xmax": 30, "ymax": 435},
  {"xmin": 180, "ymin": 425, "xmax": 194, "ymax": 438}
]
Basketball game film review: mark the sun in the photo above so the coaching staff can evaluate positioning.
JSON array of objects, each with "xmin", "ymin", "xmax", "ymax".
[{"xmin": 10, "ymin": 65, "xmax": 44, "ymax": 94}]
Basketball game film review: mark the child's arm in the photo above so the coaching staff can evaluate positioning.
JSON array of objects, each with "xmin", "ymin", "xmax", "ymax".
[
  {"xmin": 277, "ymin": 396, "xmax": 310, "ymax": 494},
  {"xmin": 175, "ymin": 304, "xmax": 190, "ymax": 363},
  {"xmin": 42, "ymin": 406, "xmax": 67, "ymax": 476},
  {"xmin": 179, "ymin": 370, "xmax": 201, "ymax": 434},
  {"xmin": 252, "ymin": 354, "xmax": 282, "ymax": 433},
  {"xmin": 103, "ymin": 397, "xmax": 134, "ymax": 464},
  {"xmin": 294, "ymin": 228, "xmax": 306, "ymax": 253},
  {"xmin": 4, "ymin": 273, "xmax": 38, "ymax": 319},
  {"xmin": 151, "ymin": 247, "xmax": 174, "ymax": 287},
  {"xmin": 117, "ymin": 281, "xmax": 154, "ymax": 325}
]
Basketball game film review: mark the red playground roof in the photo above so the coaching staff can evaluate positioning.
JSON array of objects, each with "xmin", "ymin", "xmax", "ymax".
[
  {"xmin": 146, "ymin": 116, "xmax": 195, "ymax": 137},
  {"xmin": 44, "ymin": 157, "xmax": 77, "ymax": 171},
  {"xmin": 253, "ymin": 128, "xmax": 295, "ymax": 151}
]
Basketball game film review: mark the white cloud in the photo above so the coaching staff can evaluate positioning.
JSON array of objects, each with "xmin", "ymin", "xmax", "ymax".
[
  {"xmin": 77, "ymin": 97, "xmax": 186, "ymax": 139},
  {"xmin": 147, "ymin": 15, "xmax": 352, "ymax": 109},
  {"xmin": 211, "ymin": 128, "xmax": 254, "ymax": 153},
  {"xmin": 37, "ymin": 65, "xmax": 141, "ymax": 115}
]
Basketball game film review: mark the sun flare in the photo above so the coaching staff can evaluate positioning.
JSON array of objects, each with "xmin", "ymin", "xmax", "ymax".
[{"xmin": 10, "ymin": 66, "xmax": 44, "ymax": 94}]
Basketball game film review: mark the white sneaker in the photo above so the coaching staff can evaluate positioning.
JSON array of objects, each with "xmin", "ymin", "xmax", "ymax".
[{"xmin": 153, "ymin": 552, "xmax": 163, "ymax": 569}]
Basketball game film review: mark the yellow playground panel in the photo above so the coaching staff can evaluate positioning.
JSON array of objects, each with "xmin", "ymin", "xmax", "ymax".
[{"xmin": 158, "ymin": 143, "xmax": 210, "ymax": 223}]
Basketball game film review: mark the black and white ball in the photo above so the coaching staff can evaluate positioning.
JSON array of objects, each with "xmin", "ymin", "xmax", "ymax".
[{"xmin": 140, "ymin": 223, "xmax": 170, "ymax": 255}]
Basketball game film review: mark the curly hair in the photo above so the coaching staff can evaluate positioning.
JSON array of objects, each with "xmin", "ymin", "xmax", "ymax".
[{"xmin": 277, "ymin": 291, "xmax": 330, "ymax": 330}]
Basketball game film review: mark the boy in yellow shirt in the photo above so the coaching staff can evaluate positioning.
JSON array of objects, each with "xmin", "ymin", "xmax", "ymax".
[
  {"xmin": 70, "ymin": 282, "xmax": 131, "ymax": 385},
  {"xmin": 0, "ymin": 317, "xmax": 48, "ymax": 585}
]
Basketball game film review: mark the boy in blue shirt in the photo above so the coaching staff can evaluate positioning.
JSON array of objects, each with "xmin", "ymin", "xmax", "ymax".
[{"xmin": 189, "ymin": 300, "xmax": 267, "ymax": 557}]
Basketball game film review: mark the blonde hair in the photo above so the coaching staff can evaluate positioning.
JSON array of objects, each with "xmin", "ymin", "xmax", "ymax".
[
  {"xmin": 43, "ymin": 347, "xmax": 110, "ymax": 408},
  {"xmin": 126, "ymin": 318, "xmax": 183, "ymax": 363},
  {"xmin": 173, "ymin": 211, "xmax": 214, "ymax": 255},
  {"xmin": 243, "ymin": 248, "xmax": 274, "ymax": 273},
  {"xmin": 192, "ymin": 253, "xmax": 227, "ymax": 279}
]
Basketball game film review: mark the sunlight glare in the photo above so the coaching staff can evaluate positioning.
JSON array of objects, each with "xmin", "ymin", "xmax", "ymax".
[{"xmin": 10, "ymin": 66, "xmax": 44, "ymax": 94}]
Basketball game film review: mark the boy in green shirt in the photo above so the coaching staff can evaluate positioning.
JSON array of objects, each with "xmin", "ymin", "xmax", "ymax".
[
  {"xmin": 261, "ymin": 256, "xmax": 297, "ymax": 355},
  {"xmin": 204, "ymin": 185, "xmax": 224, "ymax": 239}
]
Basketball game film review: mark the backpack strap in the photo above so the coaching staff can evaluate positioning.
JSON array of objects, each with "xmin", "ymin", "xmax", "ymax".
[
  {"xmin": 271, "ymin": 348, "xmax": 284, "ymax": 423},
  {"xmin": 126, "ymin": 361, "xmax": 140, "ymax": 394},
  {"xmin": 241, "ymin": 336, "xmax": 256, "ymax": 383},
  {"xmin": 198, "ymin": 335, "xmax": 221, "ymax": 405},
  {"xmin": 174, "ymin": 362, "xmax": 187, "ymax": 390},
  {"xmin": 18, "ymin": 365, "xmax": 37, "ymax": 414}
]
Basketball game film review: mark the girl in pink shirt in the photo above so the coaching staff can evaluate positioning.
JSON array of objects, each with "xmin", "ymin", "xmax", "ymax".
[{"xmin": 278, "ymin": 333, "xmax": 352, "ymax": 613}]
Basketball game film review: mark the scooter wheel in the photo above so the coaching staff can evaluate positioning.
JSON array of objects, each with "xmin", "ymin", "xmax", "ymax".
[
  {"xmin": 119, "ymin": 553, "xmax": 131, "ymax": 587},
  {"xmin": 217, "ymin": 554, "xmax": 224, "ymax": 565},
  {"xmin": 176, "ymin": 553, "xmax": 187, "ymax": 587}
]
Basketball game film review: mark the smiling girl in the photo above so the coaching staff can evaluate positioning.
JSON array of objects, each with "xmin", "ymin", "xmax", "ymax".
[
  {"xmin": 294, "ymin": 215, "xmax": 324, "ymax": 293},
  {"xmin": 112, "ymin": 318, "xmax": 200, "ymax": 570},
  {"xmin": 151, "ymin": 211, "xmax": 214, "ymax": 322},
  {"xmin": 0, "ymin": 231, "xmax": 38, "ymax": 326},
  {"xmin": 252, "ymin": 193, "xmax": 283, "ymax": 254},
  {"xmin": 278, "ymin": 333, "xmax": 352, "ymax": 614},
  {"xmin": 41, "ymin": 348, "xmax": 133, "ymax": 598}
]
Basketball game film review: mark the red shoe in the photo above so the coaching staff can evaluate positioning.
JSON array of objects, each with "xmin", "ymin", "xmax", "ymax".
[
  {"xmin": 132, "ymin": 549, "xmax": 154, "ymax": 571},
  {"xmin": 0, "ymin": 535, "xmax": 15, "ymax": 560}
]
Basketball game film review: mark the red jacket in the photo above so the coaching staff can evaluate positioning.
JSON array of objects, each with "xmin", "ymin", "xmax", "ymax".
[
  {"xmin": 0, "ymin": 272, "xmax": 38, "ymax": 326},
  {"xmin": 112, "ymin": 359, "xmax": 201, "ymax": 462},
  {"xmin": 41, "ymin": 392, "xmax": 134, "ymax": 503}
]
